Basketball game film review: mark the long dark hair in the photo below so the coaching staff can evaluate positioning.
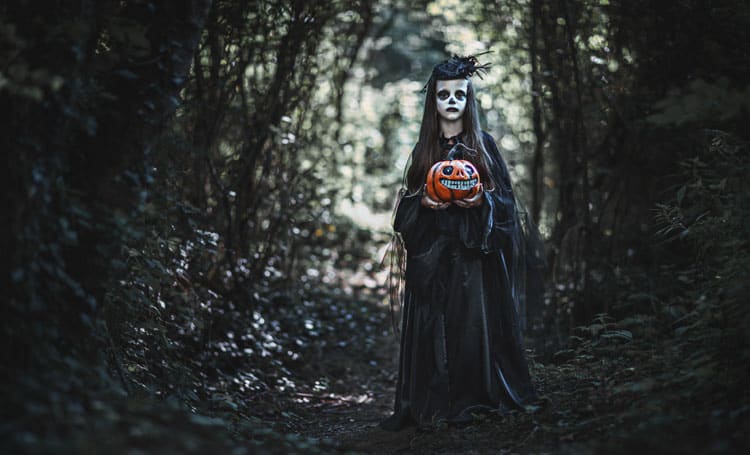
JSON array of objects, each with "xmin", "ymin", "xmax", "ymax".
[{"xmin": 405, "ymin": 79, "xmax": 496, "ymax": 193}]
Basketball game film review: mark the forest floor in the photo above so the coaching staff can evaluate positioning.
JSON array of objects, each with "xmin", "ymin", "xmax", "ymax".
[
  {"xmin": 5, "ymin": 275, "xmax": 747, "ymax": 454},
  {"xmin": 248, "ymin": 284, "xmax": 748, "ymax": 454}
]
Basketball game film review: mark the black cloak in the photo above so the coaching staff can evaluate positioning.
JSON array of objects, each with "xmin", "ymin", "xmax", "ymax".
[{"xmin": 382, "ymin": 131, "xmax": 543, "ymax": 430}]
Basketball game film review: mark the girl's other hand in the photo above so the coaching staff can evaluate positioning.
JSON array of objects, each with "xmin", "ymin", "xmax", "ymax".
[{"xmin": 454, "ymin": 183, "xmax": 483, "ymax": 208}]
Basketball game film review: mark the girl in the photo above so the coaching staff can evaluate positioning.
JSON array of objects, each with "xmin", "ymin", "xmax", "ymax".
[{"xmin": 381, "ymin": 54, "xmax": 542, "ymax": 430}]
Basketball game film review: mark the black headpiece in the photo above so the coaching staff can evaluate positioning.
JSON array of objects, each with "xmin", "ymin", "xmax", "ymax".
[{"xmin": 423, "ymin": 51, "xmax": 492, "ymax": 92}]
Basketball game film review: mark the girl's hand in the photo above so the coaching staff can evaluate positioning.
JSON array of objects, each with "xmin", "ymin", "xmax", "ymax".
[
  {"xmin": 421, "ymin": 186, "xmax": 451, "ymax": 210},
  {"xmin": 454, "ymin": 183, "xmax": 483, "ymax": 208}
]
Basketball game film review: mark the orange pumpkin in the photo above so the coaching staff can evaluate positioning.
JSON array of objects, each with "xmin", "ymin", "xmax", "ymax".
[{"xmin": 426, "ymin": 158, "xmax": 481, "ymax": 202}]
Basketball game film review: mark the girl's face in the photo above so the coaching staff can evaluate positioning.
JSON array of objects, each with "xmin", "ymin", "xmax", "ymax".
[{"xmin": 436, "ymin": 79, "xmax": 469, "ymax": 122}]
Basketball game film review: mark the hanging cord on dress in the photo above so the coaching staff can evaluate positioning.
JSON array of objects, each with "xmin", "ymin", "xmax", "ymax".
[
  {"xmin": 381, "ymin": 187, "xmax": 416, "ymax": 335},
  {"xmin": 515, "ymin": 201, "xmax": 547, "ymax": 337},
  {"xmin": 383, "ymin": 231, "xmax": 406, "ymax": 335},
  {"xmin": 507, "ymin": 196, "xmax": 547, "ymax": 341}
]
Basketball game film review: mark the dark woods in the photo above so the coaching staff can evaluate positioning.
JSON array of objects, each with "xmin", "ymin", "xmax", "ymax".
[
  {"xmin": 2, "ymin": 0, "xmax": 749, "ymax": 452},
  {"xmin": 2, "ymin": 0, "xmax": 210, "ymax": 396},
  {"xmin": 2, "ymin": 0, "xmax": 379, "ymax": 451},
  {"xmin": 522, "ymin": 0, "xmax": 750, "ymax": 330}
]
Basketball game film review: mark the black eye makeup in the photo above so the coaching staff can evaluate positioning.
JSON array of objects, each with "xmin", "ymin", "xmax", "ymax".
[{"xmin": 437, "ymin": 90, "xmax": 467, "ymax": 101}]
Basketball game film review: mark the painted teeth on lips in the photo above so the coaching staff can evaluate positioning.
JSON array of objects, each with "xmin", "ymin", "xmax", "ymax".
[{"xmin": 439, "ymin": 178, "xmax": 478, "ymax": 190}]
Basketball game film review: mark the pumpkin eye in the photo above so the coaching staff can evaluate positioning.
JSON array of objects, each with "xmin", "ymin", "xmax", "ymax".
[
  {"xmin": 464, "ymin": 165, "xmax": 475, "ymax": 175},
  {"xmin": 441, "ymin": 166, "xmax": 454, "ymax": 176}
]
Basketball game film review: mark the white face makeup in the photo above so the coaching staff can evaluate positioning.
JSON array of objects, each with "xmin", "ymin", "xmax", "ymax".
[{"xmin": 436, "ymin": 79, "xmax": 469, "ymax": 122}]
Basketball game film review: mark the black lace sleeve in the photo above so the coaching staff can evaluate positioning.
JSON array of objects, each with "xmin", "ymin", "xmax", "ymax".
[{"xmin": 452, "ymin": 131, "xmax": 518, "ymax": 253}]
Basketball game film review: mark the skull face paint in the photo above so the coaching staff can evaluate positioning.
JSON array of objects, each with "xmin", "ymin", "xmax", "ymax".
[{"xmin": 436, "ymin": 79, "xmax": 469, "ymax": 122}]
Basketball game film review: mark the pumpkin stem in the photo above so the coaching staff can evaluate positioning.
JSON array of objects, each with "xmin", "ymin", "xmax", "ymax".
[{"xmin": 447, "ymin": 143, "xmax": 476, "ymax": 160}]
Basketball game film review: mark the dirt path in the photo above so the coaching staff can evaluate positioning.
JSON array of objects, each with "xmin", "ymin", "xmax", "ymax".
[
  {"xmin": 283, "ymin": 323, "xmax": 402, "ymax": 451},
  {"xmin": 279, "ymin": 296, "xmax": 547, "ymax": 454},
  {"xmin": 278, "ymin": 311, "xmax": 747, "ymax": 454}
]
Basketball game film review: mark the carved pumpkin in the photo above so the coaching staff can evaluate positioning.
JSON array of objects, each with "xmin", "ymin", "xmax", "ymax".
[{"xmin": 426, "ymin": 157, "xmax": 481, "ymax": 202}]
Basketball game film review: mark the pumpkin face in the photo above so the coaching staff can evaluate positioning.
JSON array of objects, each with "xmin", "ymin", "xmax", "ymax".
[{"xmin": 426, "ymin": 159, "xmax": 481, "ymax": 202}]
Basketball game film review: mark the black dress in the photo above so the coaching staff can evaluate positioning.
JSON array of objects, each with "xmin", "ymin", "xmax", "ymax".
[{"xmin": 382, "ymin": 131, "xmax": 541, "ymax": 430}]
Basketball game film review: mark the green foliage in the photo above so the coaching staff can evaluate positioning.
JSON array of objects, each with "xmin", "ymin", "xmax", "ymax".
[
  {"xmin": 2, "ymin": 0, "xmax": 380, "ymax": 452},
  {"xmin": 540, "ymin": 130, "xmax": 750, "ymax": 452},
  {"xmin": 3, "ymin": 0, "xmax": 750, "ymax": 452},
  {"xmin": 653, "ymin": 131, "xmax": 749, "ymax": 364}
]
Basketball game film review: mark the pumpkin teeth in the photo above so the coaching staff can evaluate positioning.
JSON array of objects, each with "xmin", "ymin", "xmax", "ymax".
[{"xmin": 439, "ymin": 178, "xmax": 478, "ymax": 190}]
